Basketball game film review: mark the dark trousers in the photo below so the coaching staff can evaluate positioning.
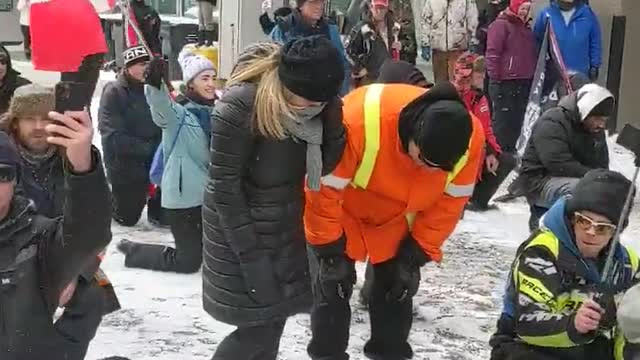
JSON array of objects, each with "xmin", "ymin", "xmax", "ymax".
[
  {"xmin": 124, "ymin": 206, "xmax": 203, "ymax": 273},
  {"xmin": 489, "ymin": 79, "xmax": 531, "ymax": 152},
  {"xmin": 20, "ymin": 25, "xmax": 31, "ymax": 59},
  {"xmin": 308, "ymin": 252, "xmax": 414, "ymax": 360},
  {"xmin": 470, "ymin": 152, "xmax": 517, "ymax": 208},
  {"xmin": 60, "ymin": 53, "xmax": 104, "ymax": 108},
  {"xmin": 54, "ymin": 278, "xmax": 105, "ymax": 360},
  {"xmin": 111, "ymin": 182, "xmax": 163, "ymax": 227},
  {"xmin": 211, "ymin": 320, "xmax": 287, "ymax": 360}
]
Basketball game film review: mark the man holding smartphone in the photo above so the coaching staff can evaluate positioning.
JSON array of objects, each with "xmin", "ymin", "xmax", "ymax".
[
  {"xmin": 0, "ymin": 101, "xmax": 112, "ymax": 358},
  {"xmin": 0, "ymin": 84, "xmax": 117, "ymax": 359}
]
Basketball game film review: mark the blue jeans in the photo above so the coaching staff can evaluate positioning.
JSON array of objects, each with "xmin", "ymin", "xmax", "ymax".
[{"xmin": 534, "ymin": 177, "xmax": 580, "ymax": 209}]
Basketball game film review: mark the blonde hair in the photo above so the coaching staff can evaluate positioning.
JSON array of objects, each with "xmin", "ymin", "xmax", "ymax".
[{"xmin": 228, "ymin": 42, "xmax": 295, "ymax": 139}]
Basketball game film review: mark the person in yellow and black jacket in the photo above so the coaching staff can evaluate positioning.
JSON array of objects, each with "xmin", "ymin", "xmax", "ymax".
[{"xmin": 490, "ymin": 169, "xmax": 640, "ymax": 360}]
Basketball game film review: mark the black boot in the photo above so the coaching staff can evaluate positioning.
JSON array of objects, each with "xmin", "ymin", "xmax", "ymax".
[
  {"xmin": 205, "ymin": 30, "xmax": 218, "ymax": 46},
  {"xmin": 197, "ymin": 30, "xmax": 206, "ymax": 46}
]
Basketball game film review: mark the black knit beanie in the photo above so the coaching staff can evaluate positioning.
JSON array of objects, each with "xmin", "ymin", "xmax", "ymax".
[
  {"xmin": 377, "ymin": 60, "xmax": 431, "ymax": 88},
  {"xmin": 398, "ymin": 82, "xmax": 472, "ymax": 171},
  {"xmin": 566, "ymin": 169, "xmax": 634, "ymax": 227},
  {"xmin": 279, "ymin": 35, "xmax": 344, "ymax": 102}
]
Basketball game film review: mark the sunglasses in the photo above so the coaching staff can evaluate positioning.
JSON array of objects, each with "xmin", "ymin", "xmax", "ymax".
[
  {"xmin": 574, "ymin": 212, "xmax": 617, "ymax": 236},
  {"xmin": 0, "ymin": 165, "xmax": 17, "ymax": 183}
]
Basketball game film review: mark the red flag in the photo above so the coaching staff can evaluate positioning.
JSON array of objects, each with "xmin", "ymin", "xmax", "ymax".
[{"xmin": 30, "ymin": 0, "xmax": 108, "ymax": 72}]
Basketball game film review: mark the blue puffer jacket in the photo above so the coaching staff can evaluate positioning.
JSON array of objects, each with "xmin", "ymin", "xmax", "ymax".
[
  {"xmin": 533, "ymin": 1, "xmax": 602, "ymax": 76},
  {"xmin": 270, "ymin": 9, "xmax": 351, "ymax": 96},
  {"xmin": 145, "ymin": 85, "xmax": 211, "ymax": 209}
]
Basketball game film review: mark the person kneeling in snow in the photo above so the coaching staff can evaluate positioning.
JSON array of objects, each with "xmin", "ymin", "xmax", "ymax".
[
  {"xmin": 0, "ymin": 110, "xmax": 112, "ymax": 358},
  {"xmin": 490, "ymin": 169, "xmax": 640, "ymax": 360}
]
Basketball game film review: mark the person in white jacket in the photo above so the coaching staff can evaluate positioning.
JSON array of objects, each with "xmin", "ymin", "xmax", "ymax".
[
  {"xmin": 420, "ymin": 0, "xmax": 479, "ymax": 82},
  {"xmin": 16, "ymin": 0, "xmax": 31, "ymax": 60}
]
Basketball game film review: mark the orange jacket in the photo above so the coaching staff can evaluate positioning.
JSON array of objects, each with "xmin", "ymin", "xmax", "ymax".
[{"xmin": 304, "ymin": 84, "xmax": 485, "ymax": 264}]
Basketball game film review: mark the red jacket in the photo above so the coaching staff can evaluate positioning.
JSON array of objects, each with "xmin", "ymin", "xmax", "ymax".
[{"xmin": 461, "ymin": 88, "xmax": 501, "ymax": 155}]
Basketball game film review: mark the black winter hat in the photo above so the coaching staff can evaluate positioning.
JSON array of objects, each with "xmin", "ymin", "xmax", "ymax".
[
  {"xmin": 123, "ymin": 45, "xmax": 150, "ymax": 67},
  {"xmin": 377, "ymin": 60, "xmax": 432, "ymax": 88},
  {"xmin": 0, "ymin": 131, "xmax": 20, "ymax": 172},
  {"xmin": 398, "ymin": 82, "xmax": 472, "ymax": 172},
  {"xmin": 566, "ymin": 169, "xmax": 633, "ymax": 227},
  {"xmin": 279, "ymin": 35, "xmax": 344, "ymax": 102}
]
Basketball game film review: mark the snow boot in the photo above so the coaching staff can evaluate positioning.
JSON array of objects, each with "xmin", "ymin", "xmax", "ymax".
[
  {"xmin": 116, "ymin": 239, "xmax": 134, "ymax": 255},
  {"xmin": 197, "ymin": 30, "xmax": 206, "ymax": 46},
  {"xmin": 205, "ymin": 30, "xmax": 218, "ymax": 46}
]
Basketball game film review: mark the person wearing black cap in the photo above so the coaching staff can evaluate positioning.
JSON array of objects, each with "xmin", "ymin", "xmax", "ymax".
[
  {"xmin": 270, "ymin": 0, "xmax": 351, "ymax": 96},
  {"xmin": 490, "ymin": 169, "xmax": 640, "ymax": 360},
  {"xmin": 520, "ymin": 83, "xmax": 613, "ymax": 229},
  {"xmin": 202, "ymin": 36, "xmax": 346, "ymax": 360},
  {"xmin": 304, "ymin": 81, "xmax": 485, "ymax": 359},
  {"xmin": 98, "ymin": 45, "xmax": 163, "ymax": 227},
  {"xmin": 376, "ymin": 59, "xmax": 433, "ymax": 88},
  {"xmin": 0, "ymin": 110, "xmax": 112, "ymax": 359}
]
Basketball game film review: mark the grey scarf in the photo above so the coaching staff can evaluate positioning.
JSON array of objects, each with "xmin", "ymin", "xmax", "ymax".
[{"xmin": 282, "ymin": 104, "xmax": 325, "ymax": 191}]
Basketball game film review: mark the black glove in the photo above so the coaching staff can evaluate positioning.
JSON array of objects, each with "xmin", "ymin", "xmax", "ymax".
[
  {"xmin": 240, "ymin": 254, "xmax": 281, "ymax": 305},
  {"xmin": 589, "ymin": 66, "xmax": 599, "ymax": 82},
  {"xmin": 144, "ymin": 57, "xmax": 165, "ymax": 89},
  {"xmin": 382, "ymin": 235, "xmax": 430, "ymax": 302},
  {"xmin": 311, "ymin": 236, "xmax": 356, "ymax": 303}
]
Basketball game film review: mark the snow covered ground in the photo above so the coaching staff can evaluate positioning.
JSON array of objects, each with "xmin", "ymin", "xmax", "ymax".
[{"xmin": 9, "ymin": 54, "xmax": 640, "ymax": 360}]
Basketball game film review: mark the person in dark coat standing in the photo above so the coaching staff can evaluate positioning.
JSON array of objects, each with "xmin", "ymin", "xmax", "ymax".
[
  {"xmin": 202, "ymin": 37, "xmax": 346, "ymax": 360},
  {"xmin": 1, "ymin": 84, "xmax": 119, "ymax": 360},
  {"xmin": 486, "ymin": 0, "xmax": 536, "ymax": 153},
  {"xmin": 98, "ymin": 46, "xmax": 163, "ymax": 227},
  {"xmin": 0, "ymin": 46, "xmax": 31, "ymax": 115},
  {"xmin": 0, "ymin": 108, "xmax": 112, "ymax": 359},
  {"xmin": 520, "ymin": 83, "xmax": 612, "ymax": 211}
]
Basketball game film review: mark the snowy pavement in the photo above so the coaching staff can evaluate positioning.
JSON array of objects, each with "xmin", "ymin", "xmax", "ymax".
[{"xmin": 7, "ymin": 52, "xmax": 640, "ymax": 360}]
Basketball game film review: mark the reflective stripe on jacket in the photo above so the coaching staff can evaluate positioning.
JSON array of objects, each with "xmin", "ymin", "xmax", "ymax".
[{"xmin": 304, "ymin": 84, "xmax": 485, "ymax": 263}]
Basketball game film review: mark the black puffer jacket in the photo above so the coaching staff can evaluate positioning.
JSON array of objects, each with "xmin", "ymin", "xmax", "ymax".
[
  {"xmin": 202, "ymin": 82, "xmax": 346, "ymax": 326},
  {"xmin": 98, "ymin": 72, "xmax": 161, "ymax": 185},
  {"xmin": 520, "ymin": 91, "xmax": 609, "ymax": 196},
  {"xmin": 0, "ymin": 150, "xmax": 112, "ymax": 359}
]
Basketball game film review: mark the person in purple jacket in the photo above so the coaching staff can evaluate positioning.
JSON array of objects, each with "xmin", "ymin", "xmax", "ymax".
[{"xmin": 486, "ymin": 0, "xmax": 536, "ymax": 153}]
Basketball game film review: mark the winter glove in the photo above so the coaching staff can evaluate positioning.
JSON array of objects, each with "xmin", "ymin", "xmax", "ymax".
[
  {"xmin": 311, "ymin": 236, "xmax": 357, "ymax": 303},
  {"xmin": 383, "ymin": 234, "xmax": 430, "ymax": 302},
  {"xmin": 240, "ymin": 253, "xmax": 282, "ymax": 305},
  {"xmin": 421, "ymin": 45, "xmax": 431, "ymax": 62},
  {"xmin": 589, "ymin": 66, "xmax": 600, "ymax": 82},
  {"xmin": 144, "ymin": 57, "xmax": 165, "ymax": 89}
]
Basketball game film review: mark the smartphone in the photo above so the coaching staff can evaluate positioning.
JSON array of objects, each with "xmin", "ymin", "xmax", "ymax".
[
  {"xmin": 617, "ymin": 124, "xmax": 640, "ymax": 157},
  {"xmin": 54, "ymin": 81, "xmax": 87, "ymax": 113}
]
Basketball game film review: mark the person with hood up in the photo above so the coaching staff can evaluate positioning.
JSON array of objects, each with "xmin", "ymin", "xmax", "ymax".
[
  {"xmin": 270, "ymin": 0, "xmax": 351, "ymax": 96},
  {"xmin": 202, "ymin": 36, "xmax": 346, "ymax": 360},
  {"xmin": 98, "ymin": 46, "xmax": 163, "ymax": 227},
  {"xmin": 1, "ymin": 84, "xmax": 120, "ymax": 360},
  {"xmin": 533, "ymin": 0, "xmax": 602, "ymax": 81},
  {"xmin": 520, "ymin": 83, "xmax": 612, "ymax": 220},
  {"xmin": 420, "ymin": 0, "xmax": 479, "ymax": 82},
  {"xmin": 304, "ymin": 81, "xmax": 485, "ymax": 359},
  {"xmin": 486, "ymin": 0, "xmax": 536, "ymax": 153},
  {"xmin": 345, "ymin": 0, "xmax": 410, "ymax": 87},
  {"xmin": 0, "ymin": 107, "xmax": 112, "ymax": 359},
  {"xmin": 453, "ymin": 52, "xmax": 516, "ymax": 211},
  {"xmin": 0, "ymin": 46, "xmax": 31, "ymax": 115},
  {"xmin": 129, "ymin": 0, "xmax": 162, "ymax": 55},
  {"xmin": 116, "ymin": 46, "xmax": 217, "ymax": 274},
  {"xmin": 490, "ymin": 169, "xmax": 640, "ymax": 360}
]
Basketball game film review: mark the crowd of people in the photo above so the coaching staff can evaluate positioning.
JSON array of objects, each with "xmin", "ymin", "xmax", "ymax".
[{"xmin": 1, "ymin": 0, "xmax": 640, "ymax": 359}]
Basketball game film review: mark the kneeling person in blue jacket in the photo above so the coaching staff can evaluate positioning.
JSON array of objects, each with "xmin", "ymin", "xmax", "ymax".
[{"xmin": 490, "ymin": 169, "xmax": 640, "ymax": 360}]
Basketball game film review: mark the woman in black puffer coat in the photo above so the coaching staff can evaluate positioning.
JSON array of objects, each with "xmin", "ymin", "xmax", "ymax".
[{"xmin": 202, "ymin": 37, "xmax": 346, "ymax": 360}]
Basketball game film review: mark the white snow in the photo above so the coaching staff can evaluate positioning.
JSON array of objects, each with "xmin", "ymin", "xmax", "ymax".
[{"xmin": 9, "ymin": 63, "xmax": 637, "ymax": 359}]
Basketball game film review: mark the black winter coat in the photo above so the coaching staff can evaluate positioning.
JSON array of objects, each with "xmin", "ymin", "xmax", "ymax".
[
  {"xmin": 202, "ymin": 82, "xmax": 346, "ymax": 326},
  {"xmin": 0, "ymin": 46, "xmax": 31, "ymax": 115},
  {"xmin": 0, "ymin": 150, "xmax": 112, "ymax": 359},
  {"xmin": 17, "ymin": 153, "xmax": 64, "ymax": 219},
  {"xmin": 98, "ymin": 73, "xmax": 161, "ymax": 185},
  {"xmin": 520, "ymin": 92, "xmax": 609, "ymax": 196}
]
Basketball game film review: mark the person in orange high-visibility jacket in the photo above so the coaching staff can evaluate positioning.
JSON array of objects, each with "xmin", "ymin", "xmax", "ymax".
[{"xmin": 304, "ymin": 81, "xmax": 485, "ymax": 360}]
